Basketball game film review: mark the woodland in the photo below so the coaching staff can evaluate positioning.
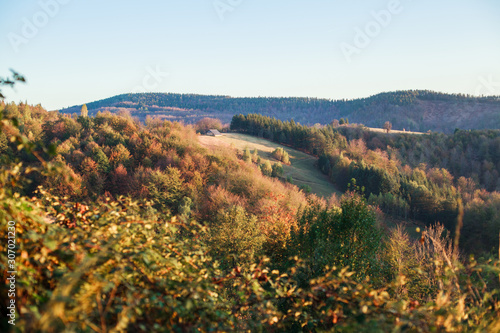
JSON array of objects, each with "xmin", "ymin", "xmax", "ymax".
[
  {"xmin": 59, "ymin": 91, "xmax": 500, "ymax": 133},
  {"xmin": 1, "ymin": 74, "xmax": 500, "ymax": 331}
]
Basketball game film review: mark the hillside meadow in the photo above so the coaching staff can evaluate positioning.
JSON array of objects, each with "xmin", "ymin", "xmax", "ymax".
[{"xmin": 199, "ymin": 133, "xmax": 342, "ymax": 199}]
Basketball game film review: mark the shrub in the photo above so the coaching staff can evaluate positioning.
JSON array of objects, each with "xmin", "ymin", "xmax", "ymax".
[
  {"xmin": 289, "ymin": 193, "xmax": 382, "ymax": 279},
  {"xmin": 147, "ymin": 167, "xmax": 184, "ymax": 213},
  {"xmin": 260, "ymin": 160, "xmax": 273, "ymax": 177},
  {"xmin": 271, "ymin": 162, "xmax": 283, "ymax": 178},
  {"xmin": 272, "ymin": 147, "xmax": 290, "ymax": 164},
  {"xmin": 299, "ymin": 184, "xmax": 311, "ymax": 194},
  {"xmin": 207, "ymin": 206, "xmax": 265, "ymax": 268},
  {"xmin": 242, "ymin": 147, "xmax": 252, "ymax": 163}
]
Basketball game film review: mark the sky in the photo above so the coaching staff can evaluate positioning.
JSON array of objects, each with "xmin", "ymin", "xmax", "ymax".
[{"xmin": 0, "ymin": 0, "xmax": 499, "ymax": 111}]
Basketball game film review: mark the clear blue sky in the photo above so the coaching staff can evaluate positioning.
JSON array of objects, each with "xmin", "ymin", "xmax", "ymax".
[{"xmin": 1, "ymin": 0, "xmax": 499, "ymax": 110}]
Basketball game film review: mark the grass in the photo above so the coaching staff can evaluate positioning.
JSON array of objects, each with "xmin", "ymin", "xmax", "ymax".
[
  {"xmin": 199, "ymin": 133, "xmax": 342, "ymax": 199},
  {"xmin": 363, "ymin": 126, "xmax": 426, "ymax": 135}
]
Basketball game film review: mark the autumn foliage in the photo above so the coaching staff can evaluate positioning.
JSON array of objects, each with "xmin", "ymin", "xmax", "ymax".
[{"xmin": 1, "ymin": 96, "xmax": 500, "ymax": 332}]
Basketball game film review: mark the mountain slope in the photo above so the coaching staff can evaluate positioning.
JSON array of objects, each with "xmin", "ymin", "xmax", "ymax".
[{"xmin": 59, "ymin": 90, "xmax": 500, "ymax": 133}]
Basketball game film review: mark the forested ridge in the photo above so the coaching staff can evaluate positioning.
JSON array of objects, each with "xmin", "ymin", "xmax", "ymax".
[
  {"xmin": 59, "ymin": 90, "xmax": 500, "ymax": 133},
  {"xmin": 231, "ymin": 114, "xmax": 500, "ymax": 255},
  {"xmin": 1, "ymin": 87, "xmax": 500, "ymax": 331}
]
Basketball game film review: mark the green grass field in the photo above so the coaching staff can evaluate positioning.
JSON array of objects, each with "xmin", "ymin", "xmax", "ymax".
[{"xmin": 199, "ymin": 133, "xmax": 342, "ymax": 199}]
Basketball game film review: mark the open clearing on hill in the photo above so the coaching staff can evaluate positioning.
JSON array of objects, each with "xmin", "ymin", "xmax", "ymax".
[
  {"xmin": 199, "ymin": 133, "xmax": 342, "ymax": 199},
  {"xmin": 365, "ymin": 127, "xmax": 426, "ymax": 135}
]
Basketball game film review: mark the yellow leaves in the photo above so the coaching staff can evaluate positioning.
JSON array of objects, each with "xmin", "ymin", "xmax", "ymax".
[
  {"xmin": 282, "ymin": 286, "xmax": 297, "ymax": 298},
  {"xmin": 108, "ymin": 225, "xmax": 118, "ymax": 235}
]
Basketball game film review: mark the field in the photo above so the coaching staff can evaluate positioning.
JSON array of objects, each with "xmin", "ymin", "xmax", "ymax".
[
  {"xmin": 199, "ymin": 133, "xmax": 342, "ymax": 199},
  {"xmin": 362, "ymin": 126, "xmax": 426, "ymax": 135}
]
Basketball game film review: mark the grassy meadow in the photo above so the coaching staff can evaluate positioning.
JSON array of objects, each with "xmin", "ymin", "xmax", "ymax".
[{"xmin": 199, "ymin": 132, "xmax": 342, "ymax": 198}]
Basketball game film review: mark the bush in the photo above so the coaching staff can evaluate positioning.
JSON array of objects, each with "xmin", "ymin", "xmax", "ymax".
[
  {"xmin": 147, "ymin": 167, "xmax": 184, "ymax": 213},
  {"xmin": 242, "ymin": 147, "xmax": 252, "ymax": 163},
  {"xmin": 272, "ymin": 147, "xmax": 290, "ymax": 164},
  {"xmin": 289, "ymin": 193, "xmax": 382, "ymax": 279},
  {"xmin": 260, "ymin": 160, "xmax": 273, "ymax": 177},
  {"xmin": 299, "ymin": 184, "xmax": 311, "ymax": 194},
  {"xmin": 271, "ymin": 162, "xmax": 283, "ymax": 178},
  {"xmin": 207, "ymin": 206, "xmax": 265, "ymax": 268}
]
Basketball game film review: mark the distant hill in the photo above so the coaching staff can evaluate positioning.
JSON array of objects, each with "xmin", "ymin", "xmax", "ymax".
[{"xmin": 59, "ymin": 90, "xmax": 500, "ymax": 133}]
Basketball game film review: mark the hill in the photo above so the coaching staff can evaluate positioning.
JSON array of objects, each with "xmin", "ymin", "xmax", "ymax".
[
  {"xmin": 2, "ymin": 97, "xmax": 500, "ymax": 331},
  {"xmin": 199, "ymin": 133, "xmax": 342, "ymax": 198},
  {"xmin": 59, "ymin": 90, "xmax": 500, "ymax": 133}
]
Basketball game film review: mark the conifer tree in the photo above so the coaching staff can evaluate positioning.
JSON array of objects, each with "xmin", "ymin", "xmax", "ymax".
[{"xmin": 81, "ymin": 104, "xmax": 88, "ymax": 117}]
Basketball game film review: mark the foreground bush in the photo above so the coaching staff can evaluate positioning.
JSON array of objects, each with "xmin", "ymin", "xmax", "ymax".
[{"xmin": 1, "ymin": 189, "xmax": 499, "ymax": 332}]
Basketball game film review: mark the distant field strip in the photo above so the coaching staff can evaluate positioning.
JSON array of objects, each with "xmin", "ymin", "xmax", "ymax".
[
  {"xmin": 365, "ymin": 127, "xmax": 426, "ymax": 135},
  {"xmin": 199, "ymin": 133, "xmax": 342, "ymax": 198}
]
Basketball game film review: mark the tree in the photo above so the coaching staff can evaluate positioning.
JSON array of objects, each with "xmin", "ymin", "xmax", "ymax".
[
  {"xmin": 252, "ymin": 148, "xmax": 259, "ymax": 163},
  {"xmin": 109, "ymin": 144, "xmax": 132, "ymax": 168},
  {"xmin": 271, "ymin": 162, "xmax": 284, "ymax": 178},
  {"xmin": 260, "ymin": 160, "xmax": 273, "ymax": 177},
  {"xmin": 21, "ymin": 104, "xmax": 31, "ymax": 120},
  {"xmin": 282, "ymin": 152, "xmax": 290, "ymax": 165},
  {"xmin": 243, "ymin": 148, "xmax": 252, "ymax": 163},
  {"xmin": 384, "ymin": 121, "xmax": 392, "ymax": 133},
  {"xmin": 91, "ymin": 147, "xmax": 110, "ymax": 173},
  {"xmin": 290, "ymin": 193, "xmax": 382, "ymax": 279},
  {"xmin": 0, "ymin": 132, "xmax": 8, "ymax": 154},
  {"xmin": 147, "ymin": 167, "xmax": 184, "ymax": 213},
  {"xmin": 195, "ymin": 117, "xmax": 222, "ymax": 134},
  {"xmin": 272, "ymin": 147, "xmax": 290, "ymax": 164},
  {"xmin": 81, "ymin": 104, "xmax": 88, "ymax": 117}
]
